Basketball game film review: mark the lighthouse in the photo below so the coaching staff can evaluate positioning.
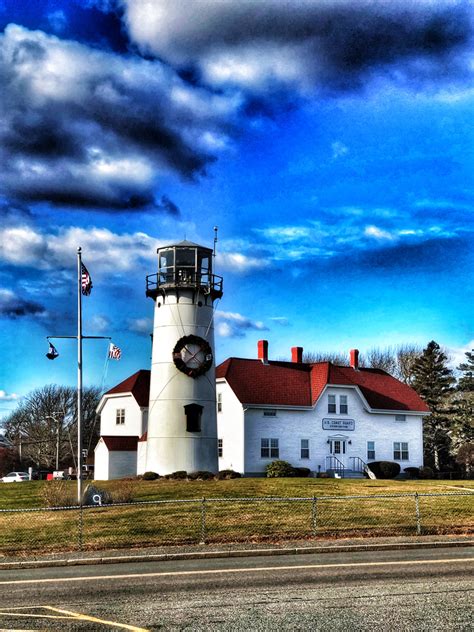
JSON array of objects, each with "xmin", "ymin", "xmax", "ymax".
[{"xmin": 144, "ymin": 240, "xmax": 223, "ymax": 474}]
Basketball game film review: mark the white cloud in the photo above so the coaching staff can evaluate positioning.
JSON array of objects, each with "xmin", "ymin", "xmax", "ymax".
[
  {"xmin": 331, "ymin": 141, "xmax": 349, "ymax": 159},
  {"xmin": 215, "ymin": 310, "xmax": 268, "ymax": 338},
  {"xmin": 87, "ymin": 314, "xmax": 110, "ymax": 333},
  {"xmin": 121, "ymin": 0, "xmax": 473, "ymax": 98},
  {"xmin": 216, "ymin": 251, "xmax": 270, "ymax": 273},
  {"xmin": 0, "ymin": 390, "xmax": 19, "ymax": 402},
  {"xmin": 128, "ymin": 317, "xmax": 153, "ymax": 335},
  {"xmin": 0, "ymin": 224, "xmax": 159, "ymax": 273},
  {"xmin": 446, "ymin": 340, "xmax": 474, "ymax": 370},
  {"xmin": 0, "ymin": 24, "xmax": 239, "ymax": 209},
  {"xmin": 364, "ymin": 225, "xmax": 395, "ymax": 240},
  {"xmin": 270, "ymin": 317, "xmax": 291, "ymax": 327}
]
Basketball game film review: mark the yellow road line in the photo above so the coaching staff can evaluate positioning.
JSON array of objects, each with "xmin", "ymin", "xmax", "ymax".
[
  {"xmin": 44, "ymin": 606, "xmax": 149, "ymax": 631},
  {"xmin": 0, "ymin": 557, "xmax": 471, "ymax": 586},
  {"xmin": 0, "ymin": 606, "xmax": 149, "ymax": 631}
]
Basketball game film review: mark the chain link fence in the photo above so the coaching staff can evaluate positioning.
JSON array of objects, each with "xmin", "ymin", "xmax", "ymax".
[{"xmin": 0, "ymin": 492, "xmax": 472, "ymax": 556}]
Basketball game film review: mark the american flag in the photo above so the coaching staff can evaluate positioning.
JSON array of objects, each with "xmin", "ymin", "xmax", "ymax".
[
  {"xmin": 81, "ymin": 262, "xmax": 93, "ymax": 296},
  {"xmin": 108, "ymin": 342, "xmax": 122, "ymax": 360}
]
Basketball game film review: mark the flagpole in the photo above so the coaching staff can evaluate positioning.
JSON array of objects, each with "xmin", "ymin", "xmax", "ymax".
[{"xmin": 77, "ymin": 247, "xmax": 83, "ymax": 506}]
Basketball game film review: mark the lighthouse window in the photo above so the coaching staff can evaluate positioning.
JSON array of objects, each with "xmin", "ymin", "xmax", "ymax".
[
  {"xmin": 159, "ymin": 250, "xmax": 174, "ymax": 284},
  {"xmin": 217, "ymin": 393, "xmax": 222, "ymax": 412},
  {"xmin": 115, "ymin": 409, "xmax": 125, "ymax": 425},
  {"xmin": 184, "ymin": 403, "xmax": 203, "ymax": 433},
  {"xmin": 218, "ymin": 438, "xmax": 223, "ymax": 457}
]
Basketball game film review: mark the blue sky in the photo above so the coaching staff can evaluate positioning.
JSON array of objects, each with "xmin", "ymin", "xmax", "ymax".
[{"xmin": 0, "ymin": 0, "xmax": 473, "ymax": 420}]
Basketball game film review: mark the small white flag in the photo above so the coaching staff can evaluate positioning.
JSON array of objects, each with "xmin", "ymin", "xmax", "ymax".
[{"xmin": 108, "ymin": 342, "xmax": 121, "ymax": 360}]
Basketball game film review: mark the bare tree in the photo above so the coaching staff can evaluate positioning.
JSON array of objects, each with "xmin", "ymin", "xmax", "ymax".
[
  {"xmin": 302, "ymin": 351, "xmax": 348, "ymax": 365},
  {"xmin": 3, "ymin": 385, "xmax": 101, "ymax": 470}
]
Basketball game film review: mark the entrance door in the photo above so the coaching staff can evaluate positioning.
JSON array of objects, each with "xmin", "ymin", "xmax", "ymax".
[{"xmin": 329, "ymin": 438, "xmax": 348, "ymax": 468}]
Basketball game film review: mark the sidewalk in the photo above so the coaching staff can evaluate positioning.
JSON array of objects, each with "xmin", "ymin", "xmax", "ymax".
[{"xmin": 1, "ymin": 533, "xmax": 472, "ymax": 570}]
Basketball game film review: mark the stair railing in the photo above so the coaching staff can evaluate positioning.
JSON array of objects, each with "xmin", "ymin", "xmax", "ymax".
[
  {"xmin": 349, "ymin": 456, "xmax": 376, "ymax": 479},
  {"xmin": 325, "ymin": 455, "xmax": 345, "ymax": 478}
]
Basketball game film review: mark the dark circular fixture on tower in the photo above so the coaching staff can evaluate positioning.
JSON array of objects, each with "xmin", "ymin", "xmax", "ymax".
[{"xmin": 172, "ymin": 335, "xmax": 213, "ymax": 378}]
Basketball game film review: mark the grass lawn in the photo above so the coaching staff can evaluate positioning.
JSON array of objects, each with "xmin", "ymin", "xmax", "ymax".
[
  {"xmin": 0, "ymin": 477, "xmax": 472, "ymax": 509},
  {"xmin": 0, "ymin": 478, "xmax": 471, "ymax": 555}
]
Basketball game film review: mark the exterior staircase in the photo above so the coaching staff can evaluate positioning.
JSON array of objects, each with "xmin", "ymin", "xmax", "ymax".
[{"xmin": 325, "ymin": 456, "xmax": 376, "ymax": 479}]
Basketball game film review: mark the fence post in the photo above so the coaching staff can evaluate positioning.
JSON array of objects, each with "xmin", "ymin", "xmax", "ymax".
[
  {"xmin": 414, "ymin": 492, "xmax": 421, "ymax": 535},
  {"xmin": 200, "ymin": 497, "xmax": 206, "ymax": 545},
  {"xmin": 78, "ymin": 504, "xmax": 84, "ymax": 551},
  {"xmin": 311, "ymin": 496, "xmax": 318, "ymax": 536}
]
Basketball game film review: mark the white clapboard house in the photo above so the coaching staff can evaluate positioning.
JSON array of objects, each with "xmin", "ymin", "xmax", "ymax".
[{"xmin": 94, "ymin": 341, "xmax": 429, "ymax": 479}]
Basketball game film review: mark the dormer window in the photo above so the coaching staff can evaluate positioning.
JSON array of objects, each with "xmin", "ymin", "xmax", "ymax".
[{"xmin": 328, "ymin": 394, "xmax": 348, "ymax": 414}]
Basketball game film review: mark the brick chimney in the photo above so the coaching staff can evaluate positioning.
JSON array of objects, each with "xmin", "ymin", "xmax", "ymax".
[
  {"xmin": 258, "ymin": 339, "xmax": 269, "ymax": 364},
  {"xmin": 291, "ymin": 346, "xmax": 303, "ymax": 363},
  {"xmin": 350, "ymin": 348, "xmax": 359, "ymax": 370}
]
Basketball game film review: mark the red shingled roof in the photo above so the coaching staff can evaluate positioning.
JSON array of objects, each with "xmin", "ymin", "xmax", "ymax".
[
  {"xmin": 101, "ymin": 436, "xmax": 139, "ymax": 451},
  {"xmin": 105, "ymin": 370, "xmax": 150, "ymax": 407},
  {"xmin": 216, "ymin": 358, "xmax": 429, "ymax": 412}
]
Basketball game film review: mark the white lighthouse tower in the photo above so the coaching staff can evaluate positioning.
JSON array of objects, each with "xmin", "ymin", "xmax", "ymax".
[{"xmin": 144, "ymin": 240, "xmax": 223, "ymax": 474}]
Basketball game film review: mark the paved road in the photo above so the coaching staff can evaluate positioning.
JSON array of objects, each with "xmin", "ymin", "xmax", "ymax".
[{"xmin": 0, "ymin": 546, "xmax": 472, "ymax": 630}]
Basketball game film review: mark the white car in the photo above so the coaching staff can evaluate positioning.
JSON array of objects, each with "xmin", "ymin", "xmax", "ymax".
[{"xmin": 2, "ymin": 471, "xmax": 30, "ymax": 483}]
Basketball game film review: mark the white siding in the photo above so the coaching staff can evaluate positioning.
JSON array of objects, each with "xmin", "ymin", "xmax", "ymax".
[
  {"xmin": 99, "ymin": 394, "xmax": 145, "ymax": 437},
  {"xmin": 242, "ymin": 385, "xmax": 424, "ymax": 475},
  {"xmin": 137, "ymin": 441, "xmax": 147, "ymax": 475},
  {"xmin": 216, "ymin": 381, "xmax": 245, "ymax": 473},
  {"xmin": 94, "ymin": 439, "xmax": 109, "ymax": 480},
  {"xmin": 108, "ymin": 451, "xmax": 137, "ymax": 480}
]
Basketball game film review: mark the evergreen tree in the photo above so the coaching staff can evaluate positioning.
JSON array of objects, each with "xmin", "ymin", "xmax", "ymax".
[
  {"xmin": 450, "ymin": 349, "xmax": 474, "ymax": 473},
  {"xmin": 412, "ymin": 341, "xmax": 455, "ymax": 471}
]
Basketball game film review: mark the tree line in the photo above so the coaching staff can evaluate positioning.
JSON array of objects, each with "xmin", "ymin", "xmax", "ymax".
[{"xmin": 0, "ymin": 385, "xmax": 101, "ymax": 474}]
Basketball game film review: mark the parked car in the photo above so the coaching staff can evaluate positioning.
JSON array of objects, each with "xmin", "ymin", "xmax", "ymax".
[{"xmin": 2, "ymin": 471, "xmax": 30, "ymax": 483}]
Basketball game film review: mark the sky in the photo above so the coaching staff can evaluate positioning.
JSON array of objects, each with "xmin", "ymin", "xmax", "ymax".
[{"xmin": 0, "ymin": 0, "xmax": 473, "ymax": 420}]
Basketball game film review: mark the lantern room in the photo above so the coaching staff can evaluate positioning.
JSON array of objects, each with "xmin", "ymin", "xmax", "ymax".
[{"xmin": 146, "ymin": 240, "xmax": 223, "ymax": 300}]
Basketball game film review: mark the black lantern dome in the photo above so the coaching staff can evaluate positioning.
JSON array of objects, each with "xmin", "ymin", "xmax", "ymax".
[{"xmin": 146, "ymin": 240, "xmax": 223, "ymax": 300}]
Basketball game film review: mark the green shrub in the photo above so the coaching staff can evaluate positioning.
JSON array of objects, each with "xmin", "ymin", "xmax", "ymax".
[
  {"xmin": 404, "ymin": 467, "xmax": 420, "ymax": 478},
  {"xmin": 367, "ymin": 461, "xmax": 401, "ymax": 479},
  {"xmin": 266, "ymin": 460, "xmax": 295, "ymax": 478},
  {"xmin": 142, "ymin": 471, "xmax": 160, "ymax": 480},
  {"xmin": 419, "ymin": 466, "xmax": 435, "ymax": 479},
  {"xmin": 187, "ymin": 471, "xmax": 215, "ymax": 481},
  {"xmin": 293, "ymin": 467, "xmax": 311, "ymax": 478},
  {"xmin": 165, "ymin": 470, "xmax": 188, "ymax": 480},
  {"xmin": 216, "ymin": 469, "xmax": 242, "ymax": 480}
]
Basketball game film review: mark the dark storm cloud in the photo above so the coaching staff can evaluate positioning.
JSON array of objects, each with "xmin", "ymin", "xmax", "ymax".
[
  {"xmin": 155, "ymin": 195, "xmax": 180, "ymax": 216},
  {"xmin": 0, "ymin": 24, "xmax": 232, "ymax": 210},
  {"xmin": 122, "ymin": 0, "xmax": 473, "ymax": 95},
  {"xmin": 0, "ymin": 289, "xmax": 47, "ymax": 319},
  {"xmin": 352, "ymin": 235, "xmax": 472, "ymax": 274}
]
